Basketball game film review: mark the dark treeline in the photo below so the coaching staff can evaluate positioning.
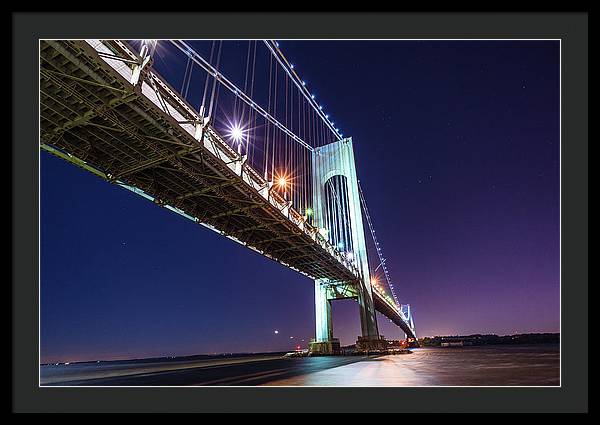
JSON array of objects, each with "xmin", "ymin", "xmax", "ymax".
[{"xmin": 419, "ymin": 333, "xmax": 559, "ymax": 347}]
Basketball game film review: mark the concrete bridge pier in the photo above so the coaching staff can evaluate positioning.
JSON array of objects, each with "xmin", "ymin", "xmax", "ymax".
[
  {"xmin": 309, "ymin": 279, "xmax": 386, "ymax": 355},
  {"xmin": 355, "ymin": 286, "xmax": 388, "ymax": 353},
  {"xmin": 308, "ymin": 279, "xmax": 341, "ymax": 355}
]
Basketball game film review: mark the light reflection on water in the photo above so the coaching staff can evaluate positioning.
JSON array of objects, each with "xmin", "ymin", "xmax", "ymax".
[{"xmin": 262, "ymin": 344, "xmax": 560, "ymax": 386}]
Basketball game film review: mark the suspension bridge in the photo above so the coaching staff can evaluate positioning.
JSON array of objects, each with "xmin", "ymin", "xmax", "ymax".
[{"xmin": 40, "ymin": 39, "xmax": 417, "ymax": 354}]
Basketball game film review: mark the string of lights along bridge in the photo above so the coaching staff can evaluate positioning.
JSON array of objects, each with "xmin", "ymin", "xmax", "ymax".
[{"xmin": 39, "ymin": 39, "xmax": 416, "ymax": 353}]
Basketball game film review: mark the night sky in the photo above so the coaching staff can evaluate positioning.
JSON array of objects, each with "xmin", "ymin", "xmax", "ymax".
[{"xmin": 41, "ymin": 41, "xmax": 560, "ymax": 363}]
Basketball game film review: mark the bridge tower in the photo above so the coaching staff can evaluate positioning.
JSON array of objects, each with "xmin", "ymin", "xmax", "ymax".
[{"xmin": 309, "ymin": 137, "xmax": 384, "ymax": 355}]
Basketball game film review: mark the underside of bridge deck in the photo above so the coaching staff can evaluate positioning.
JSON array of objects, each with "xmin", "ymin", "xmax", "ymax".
[
  {"xmin": 40, "ymin": 40, "xmax": 358, "ymax": 282},
  {"xmin": 39, "ymin": 39, "xmax": 416, "ymax": 340}
]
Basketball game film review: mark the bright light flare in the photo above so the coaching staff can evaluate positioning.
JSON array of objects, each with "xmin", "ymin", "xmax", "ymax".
[
  {"xmin": 228, "ymin": 124, "xmax": 244, "ymax": 143},
  {"xmin": 277, "ymin": 176, "xmax": 288, "ymax": 188}
]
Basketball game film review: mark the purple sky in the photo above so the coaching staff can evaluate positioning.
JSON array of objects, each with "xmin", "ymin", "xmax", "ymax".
[{"xmin": 41, "ymin": 40, "xmax": 559, "ymax": 363}]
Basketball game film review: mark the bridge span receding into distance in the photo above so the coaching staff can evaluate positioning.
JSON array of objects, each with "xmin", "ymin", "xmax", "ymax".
[{"xmin": 40, "ymin": 39, "xmax": 417, "ymax": 352}]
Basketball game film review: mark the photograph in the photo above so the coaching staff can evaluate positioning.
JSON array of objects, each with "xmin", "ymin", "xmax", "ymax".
[{"xmin": 39, "ymin": 38, "xmax": 561, "ymax": 387}]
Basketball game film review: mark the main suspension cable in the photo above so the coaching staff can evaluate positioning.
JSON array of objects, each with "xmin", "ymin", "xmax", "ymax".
[{"xmin": 358, "ymin": 180, "xmax": 400, "ymax": 306}]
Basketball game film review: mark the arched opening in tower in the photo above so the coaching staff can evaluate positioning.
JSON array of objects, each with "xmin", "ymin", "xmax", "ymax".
[{"xmin": 323, "ymin": 175, "xmax": 354, "ymax": 256}]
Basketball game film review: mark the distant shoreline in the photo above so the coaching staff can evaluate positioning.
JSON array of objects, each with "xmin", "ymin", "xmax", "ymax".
[
  {"xmin": 41, "ymin": 351, "xmax": 290, "ymax": 367},
  {"xmin": 418, "ymin": 332, "xmax": 559, "ymax": 347},
  {"xmin": 41, "ymin": 332, "xmax": 559, "ymax": 366}
]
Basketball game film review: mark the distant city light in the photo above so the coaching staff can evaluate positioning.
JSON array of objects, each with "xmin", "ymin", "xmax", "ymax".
[{"xmin": 274, "ymin": 330, "xmax": 279, "ymax": 334}]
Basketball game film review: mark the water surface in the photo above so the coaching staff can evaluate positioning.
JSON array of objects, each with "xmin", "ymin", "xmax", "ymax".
[
  {"xmin": 264, "ymin": 344, "xmax": 560, "ymax": 386},
  {"xmin": 41, "ymin": 344, "xmax": 559, "ymax": 386}
]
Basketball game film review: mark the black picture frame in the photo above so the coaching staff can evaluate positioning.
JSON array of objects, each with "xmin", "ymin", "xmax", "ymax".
[{"xmin": 12, "ymin": 11, "xmax": 588, "ymax": 413}]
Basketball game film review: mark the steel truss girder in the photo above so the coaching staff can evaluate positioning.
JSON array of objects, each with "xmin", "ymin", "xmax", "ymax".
[
  {"xmin": 175, "ymin": 180, "xmax": 238, "ymax": 201},
  {"xmin": 39, "ymin": 40, "xmax": 415, "ymax": 335}
]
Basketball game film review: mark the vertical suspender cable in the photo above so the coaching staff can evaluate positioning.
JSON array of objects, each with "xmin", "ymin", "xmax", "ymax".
[{"xmin": 207, "ymin": 41, "xmax": 223, "ymax": 120}]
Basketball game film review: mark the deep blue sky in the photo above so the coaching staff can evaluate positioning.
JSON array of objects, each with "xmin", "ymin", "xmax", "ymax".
[{"xmin": 41, "ymin": 41, "xmax": 559, "ymax": 363}]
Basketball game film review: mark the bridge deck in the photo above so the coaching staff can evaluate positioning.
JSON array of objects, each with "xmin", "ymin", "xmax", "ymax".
[{"xmin": 39, "ymin": 40, "xmax": 415, "ymax": 338}]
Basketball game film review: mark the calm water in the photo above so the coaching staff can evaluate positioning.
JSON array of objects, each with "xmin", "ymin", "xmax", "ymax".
[
  {"xmin": 41, "ymin": 344, "xmax": 559, "ymax": 386},
  {"xmin": 40, "ymin": 354, "xmax": 286, "ymax": 385},
  {"xmin": 264, "ymin": 344, "xmax": 560, "ymax": 386}
]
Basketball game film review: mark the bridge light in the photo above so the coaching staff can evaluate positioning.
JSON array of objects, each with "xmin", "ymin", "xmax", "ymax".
[
  {"xmin": 228, "ymin": 124, "xmax": 244, "ymax": 143},
  {"xmin": 290, "ymin": 64, "xmax": 295, "ymax": 69},
  {"xmin": 277, "ymin": 176, "xmax": 287, "ymax": 188},
  {"xmin": 231, "ymin": 127, "xmax": 243, "ymax": 141},
  {"xmin": 337, "ymin": 242, "xmax": 344, "ymax": 250},
  {"xmin": 311, "ymin": 94, "xmax": 315, "ymax": 99},
  {"xmin": 305, "ymin": 207, "xmax": 313, "ymax": 216},
  {"xmin": 302, "ymin": 80, "xmax": 306, "ymax": 86}
]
